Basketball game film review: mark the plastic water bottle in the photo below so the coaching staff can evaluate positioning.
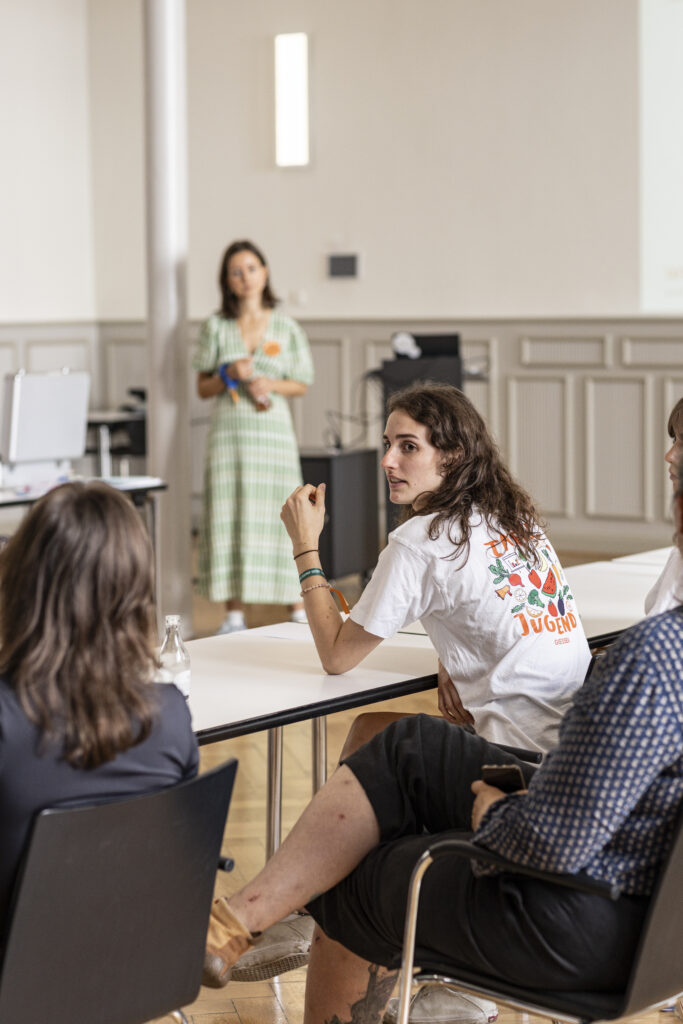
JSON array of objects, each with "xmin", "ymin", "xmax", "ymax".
[{"xmin": 159, "ymin": 614, "xmax": 191, "ymax": 699}]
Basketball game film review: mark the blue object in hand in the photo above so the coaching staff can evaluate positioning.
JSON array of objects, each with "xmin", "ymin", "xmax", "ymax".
[{"xmin": 218, "ymin": 363, "xmax": 239, "ymax": 402}]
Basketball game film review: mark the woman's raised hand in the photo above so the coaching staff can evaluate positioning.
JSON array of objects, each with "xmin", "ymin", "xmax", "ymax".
[{"xmin": 281, "ymin": 484, "xmax": 326, "ymax": 549}]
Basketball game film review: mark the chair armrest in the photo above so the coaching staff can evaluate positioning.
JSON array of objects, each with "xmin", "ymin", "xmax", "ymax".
[
  {"xmin": 588, "ymin": 628, "xmax": 624, "ymax": 652},
  {"xmin": 493, "ymin": 743, "xmax": 542, "ymax": 765},
  {"xmin": 429, "ymin": 837, "xmax": 621, "ymax": 900}
]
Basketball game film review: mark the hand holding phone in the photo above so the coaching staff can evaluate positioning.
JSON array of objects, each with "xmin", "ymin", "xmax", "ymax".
[{"xmin": 480, "ymin": 763, "xmax": 526, "ymax": 793}]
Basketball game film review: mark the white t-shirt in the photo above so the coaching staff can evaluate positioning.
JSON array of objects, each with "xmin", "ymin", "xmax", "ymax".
[
  {"xmin": 350, "ymin": 513, "xmax": 591, "ymax": 754},
  {"xmin": 644, "ymin": 547, "xmax": 683, "ymax": 616}
]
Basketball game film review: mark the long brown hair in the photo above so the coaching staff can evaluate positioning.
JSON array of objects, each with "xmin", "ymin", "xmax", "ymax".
[
  {"xmin": 218, "ymin": 239, "xmax": 279, "ymax": 319},
  {"xmin": 0, "ymin": 482, "xmax": 159, "ymax": 768},
  {"xmin": 668, "ymin": 397, "xmax": 683, "ymax": 440},
  {"xmin": 388, "ymin": 382, "xmax": 543, "ymax": 561}
]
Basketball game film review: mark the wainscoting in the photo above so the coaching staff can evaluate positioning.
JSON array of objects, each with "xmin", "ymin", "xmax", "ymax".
[{"xmin": 1, "ymin": 316, "xmax": 682, "ymax": 555}]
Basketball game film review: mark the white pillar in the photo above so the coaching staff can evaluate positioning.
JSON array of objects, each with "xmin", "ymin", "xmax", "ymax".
[{"xmin": 143, "ymin": 0, "xmax": 193, "ymax": 633}]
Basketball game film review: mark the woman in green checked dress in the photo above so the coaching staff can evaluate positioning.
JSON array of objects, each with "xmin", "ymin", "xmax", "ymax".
[{"xmin": 194, "ymin": 240, "xmax": 314, "ymax": 635}]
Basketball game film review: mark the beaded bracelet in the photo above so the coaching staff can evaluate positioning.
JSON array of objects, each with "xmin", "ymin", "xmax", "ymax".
[
  {"xmin": 300, "ymin": 582, "xmax": 330, "ymax": 597},
  {"xmin": 300, "ymin": 581, "xmax": 351, "ymax": 615},
  {"xmin": 299, "ymin": 567, "xmax": 326, "ymax": 583}
]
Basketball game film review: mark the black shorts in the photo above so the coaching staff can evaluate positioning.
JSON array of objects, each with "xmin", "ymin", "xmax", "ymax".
[{"xmin": 307, "ymin": 715, "xmax": 647, "ymax": 991}]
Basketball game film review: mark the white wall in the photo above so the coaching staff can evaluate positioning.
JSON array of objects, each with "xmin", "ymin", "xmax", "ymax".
[
  {"xmin": 83, "ymin": 0, "xmax": 641, "ymax": 322},
  {"xmin": 0, "ymin": 0, "xmax": 95, "ymax": 321},
  {"xmin": 639, "ymin": 0, "xmax": 683, "ymax": 312},
  {"xmin": 87, "ymin": 0, "xmax": 146, "ymax": 319}
]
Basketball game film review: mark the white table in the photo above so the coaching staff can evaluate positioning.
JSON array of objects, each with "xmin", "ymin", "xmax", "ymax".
[
  {"xmin": 611, "ymin": 546, "xmax": 672, "ymax": 568},
  {"xmin": 403, "ymin": 549, "xmax": 668, "ymax": 641},
  {"xmin": 564, "ymin": 560, "xmax": 662, "ymax": 637},
  {"xmin": 187, "ymin": 623, "xmax": 437, "ymax": 855},
  {"xmin": 186, "ymin": 550, "xmax": 667, "ymax": 856}
]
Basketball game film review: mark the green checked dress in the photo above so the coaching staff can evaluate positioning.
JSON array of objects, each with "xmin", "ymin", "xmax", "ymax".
[{"xmin": 193, "ymin": 311, "xmax": 314, "ymax": 604}]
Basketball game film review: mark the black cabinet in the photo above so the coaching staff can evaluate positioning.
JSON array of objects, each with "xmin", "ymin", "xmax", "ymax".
[
  {"xmin": 300, "ymin": 448, "xmax": 379, "ymax": 580},
  {"xmin": 378, "ymin": 354, "xmax": 462, "ymax": 535}
]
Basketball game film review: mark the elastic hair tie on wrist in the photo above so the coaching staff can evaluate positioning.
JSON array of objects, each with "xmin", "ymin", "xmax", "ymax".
[{"xmin": 293, "ymin": 548, "xmax": 318, "ymax": 560}]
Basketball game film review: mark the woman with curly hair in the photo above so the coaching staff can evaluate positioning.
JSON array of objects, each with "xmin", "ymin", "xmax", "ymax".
[
  {"xmin": 0, "ymin": 481, "xmax": 198, "ymax": 929},
  {"xmin": 282, "ymin": 382, "xmax": 590, "ymax": 755},
  {"xmin": 211, "ymin": 383, "xmax": 592, "ymax": 998}
]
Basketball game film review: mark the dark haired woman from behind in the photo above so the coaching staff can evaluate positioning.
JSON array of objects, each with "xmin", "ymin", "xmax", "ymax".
[
  {"xmin": 0, "ymin": 482, "xmax": 198, "ymax": 929},
  {"xmin": 194, "ymin": 239, "xmax": 314, "ymax": 636}
]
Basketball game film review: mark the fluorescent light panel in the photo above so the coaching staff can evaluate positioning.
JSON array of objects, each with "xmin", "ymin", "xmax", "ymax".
[{"xmin": 275, "ymin": 33, "xmax": 309, "ymax": 167}]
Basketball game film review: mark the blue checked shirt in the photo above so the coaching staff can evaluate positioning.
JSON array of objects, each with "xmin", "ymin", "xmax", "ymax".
[{"xmin": 473, "ymin": 607, "xmax": 683, "ymax": 896}]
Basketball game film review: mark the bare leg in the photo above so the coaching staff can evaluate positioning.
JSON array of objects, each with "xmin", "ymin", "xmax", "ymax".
[
  {"xmin": 339, "ymin": 711, "xmax": 409, "ymax": 760},
  {"xmin": 304, "ymin": 924, "xmax": 397, "ymax": 1024},
  {"xmin": 227, "ymin": 765, "xmax": 380, "ymax": 936},
  {"xmin": 226, "ymin": 599, "xmax": 244, "ymax": 612}
]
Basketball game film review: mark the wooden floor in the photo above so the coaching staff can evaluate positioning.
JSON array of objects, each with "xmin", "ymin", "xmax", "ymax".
[{"xmin": 148, "ymin": 554, "xmax": 666, "ymax": 1024}]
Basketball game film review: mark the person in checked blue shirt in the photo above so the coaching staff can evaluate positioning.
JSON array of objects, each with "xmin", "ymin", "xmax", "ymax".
[{"xmin": 202, "ymin": 452, "xmax": 683, "ymax": 1024}]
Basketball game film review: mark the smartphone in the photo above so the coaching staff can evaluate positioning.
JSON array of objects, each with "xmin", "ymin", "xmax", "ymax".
[{"xmin": 481, "ymin": 763, "xmax": 527, "ymax": 793}]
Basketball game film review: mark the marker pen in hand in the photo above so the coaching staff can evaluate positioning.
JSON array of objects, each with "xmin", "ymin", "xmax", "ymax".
[{"xmin": 218, "ymin": 364, "xmax": 239, "ymax": 403}]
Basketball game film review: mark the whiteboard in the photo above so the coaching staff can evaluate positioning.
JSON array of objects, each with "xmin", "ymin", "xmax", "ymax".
[{"xmin": 0, "ymin": 371, "xmax": 90, "ymax": 464}]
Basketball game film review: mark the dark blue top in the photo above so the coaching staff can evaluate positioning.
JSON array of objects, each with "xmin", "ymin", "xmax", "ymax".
[
  {"xmin": 0, "ymin": 679, "xmax": 198, "ymax": 927},
  {"xmin": 474, "ymin": 606, "xmax": 683, "ymax": 895}
]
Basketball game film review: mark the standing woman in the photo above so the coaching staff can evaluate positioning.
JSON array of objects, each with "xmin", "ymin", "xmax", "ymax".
[
  {"xmin": 0, "ymin": 482, "xmax": 198, "ymax": 930},
  {"xmin": 194, "ymin": 240, "xmax": 314, "ymax": 635}
]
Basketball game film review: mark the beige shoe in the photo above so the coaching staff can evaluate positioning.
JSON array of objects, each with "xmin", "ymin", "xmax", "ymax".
[
  {"xmin": 384, "ymin": 986, "xmax": 498, "ymax": 1024},
  {"xmin": 203, "ymin": 899, "xmax": 256, "ymax": 988},
  {"xmin": 231, "ymin": 912, "xmax": 315, "ymax": 981}
]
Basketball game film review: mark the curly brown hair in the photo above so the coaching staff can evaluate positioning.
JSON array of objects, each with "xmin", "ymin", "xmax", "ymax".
[
  {"xmin": 218, "ymin": 239, "xmax": 280, "ymax": 319},
  {"xmin": 0, "ymin": 482, "xmax": 159, "ymax": 768},
  {"xmin": 387, "ymin": 382, "xmax": 544, "ymax": 562}
]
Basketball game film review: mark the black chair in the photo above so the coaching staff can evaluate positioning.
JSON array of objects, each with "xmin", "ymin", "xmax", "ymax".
[
  {"xmin": 0, "ymin": 758, "xmax": 238, "ymax": 1024},
  {"xmin": 397, "ymin": 807, "xmax": 683, "ymax": 1024}
]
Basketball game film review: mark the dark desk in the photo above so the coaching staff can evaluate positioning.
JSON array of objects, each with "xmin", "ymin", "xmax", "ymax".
[
  {"xmin": 300, "ymin": 448, "xmax": 379, "ymax": 579},
  {"xmin": 86, "ymin": 410, "xmax": 146, "ymax": 477}
]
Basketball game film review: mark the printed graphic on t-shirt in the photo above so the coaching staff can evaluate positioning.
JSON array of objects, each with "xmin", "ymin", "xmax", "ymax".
[{"xmin": 484, "ymin": 532, "xmax": 579, "ymax": 641}]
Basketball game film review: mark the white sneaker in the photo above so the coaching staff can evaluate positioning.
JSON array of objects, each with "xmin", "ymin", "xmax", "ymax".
[
  {"xmin": 384, "ymin": 986, "xmax": 498, "ymax": 1024},
  {"xmin": 230, "ymin": 912, "xmax": 315, "ymax": 981},
  {"xmin": 215, "ymin": 616, "xmax": 247, "ymax": 636},
  {"xmin": 290, "ymin": 608, "xmax": 308, "ymax": 624}
]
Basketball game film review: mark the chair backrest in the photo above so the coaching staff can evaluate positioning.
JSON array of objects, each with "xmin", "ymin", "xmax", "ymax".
[
  {"xmin": 620, "ymin": 805, "xmax": 683, "ymax": 1016},
  {"xmin": 0, "ymin": 758, "xmax": 237, "ymax": 1024}
]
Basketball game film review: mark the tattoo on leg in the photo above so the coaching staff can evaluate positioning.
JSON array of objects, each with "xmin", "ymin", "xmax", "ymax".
[{"xmin": 325, "ymin": 963, "xmax": 398, "ymax": 1024}]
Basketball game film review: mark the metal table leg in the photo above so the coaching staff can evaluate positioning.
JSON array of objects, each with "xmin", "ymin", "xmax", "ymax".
[
  {"xmin": 266, "ymin": 726, "xmax": 283, "ymax": 858},
  {"xmin": 98, "ymin": 424, "xmax": 112, "ymax": 478},
  {"xmin": 312, "ymin": 715, "xmax": 327, "ymax": 794}
]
